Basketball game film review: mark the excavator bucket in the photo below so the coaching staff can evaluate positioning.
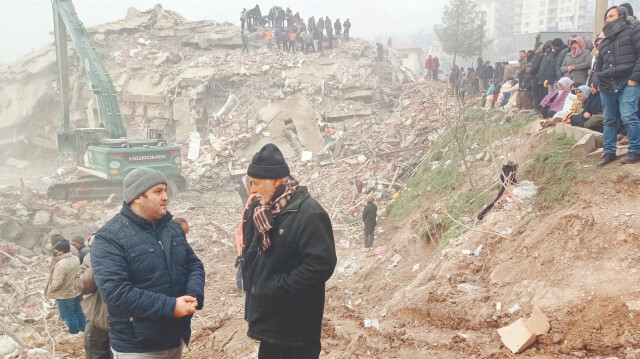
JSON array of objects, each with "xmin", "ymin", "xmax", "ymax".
[{"xmin": 56, "ymin": 129, "xmax": 75, "ymax": 154}]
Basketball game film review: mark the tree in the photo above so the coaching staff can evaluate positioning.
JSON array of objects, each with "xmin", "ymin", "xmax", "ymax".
[{"xmin": 434, "ymin": 0, "xmax": 486, "ymax": 64}]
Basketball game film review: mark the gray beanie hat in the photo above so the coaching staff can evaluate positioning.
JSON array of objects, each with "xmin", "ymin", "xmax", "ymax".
[{"xmin": 123, "ymin": 168, "xmax": 167, "ymax": 204}]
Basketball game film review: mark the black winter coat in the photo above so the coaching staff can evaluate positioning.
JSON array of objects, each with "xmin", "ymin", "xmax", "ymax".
[
  {"xmin": 537, "ymin": 52, "xmax": 552, "ymax": 84},
  {"xmin": 92, "ymin": 204, "xmax": 205, "ymax": 353},
  {"xmin": 546, "ymin": 50, "xmax": 561, "ymax": 83},
  {"xmin": 242, "ymin": 187, "xmax": 337, "ymax": 346},
  {"xmin": 519, "ymin": 73, "xmax": 533, "ymax": 91},
  {"xmin": 530, "ymin": 51, "xmax": 545, "ymax": 78},
  {"xmin": 595, "ymin": 17, "xmax": 640, "ymax": 93},
  {"xmin": 555, "ymin": 45, "xmax": 570, "ymax": 79},
  {"xmin": 362, "ymin": 202, "xmax": 377, "ymax": 232},
  {"xmin": 583, "ymin": 91, "xmax": 603, "ymax": 115}
]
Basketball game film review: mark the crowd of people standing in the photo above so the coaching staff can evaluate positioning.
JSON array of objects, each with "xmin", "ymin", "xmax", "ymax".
[
  {"xmin": 447, "ymin": 3, "xmax": 640, "ymax": 166},
  {"xmin": 240, "ymin": 5, "xmax": 352, "ymax": 54}
]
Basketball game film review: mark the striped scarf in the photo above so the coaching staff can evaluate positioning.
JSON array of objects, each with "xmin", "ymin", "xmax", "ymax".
[{"xmin": 252, "ymin": 176, "xmax": 299, "ymax": 251}]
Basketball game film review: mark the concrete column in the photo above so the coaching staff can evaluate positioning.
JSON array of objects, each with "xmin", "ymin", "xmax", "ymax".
[{"xmin": 594, "ymin": 0, "xmax": 609, "ymax": 39}]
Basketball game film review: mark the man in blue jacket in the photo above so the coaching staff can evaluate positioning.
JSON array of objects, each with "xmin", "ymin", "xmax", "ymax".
[{"xmin": 92, "ymin": 168, "xmax": 205, "ymax": 357}]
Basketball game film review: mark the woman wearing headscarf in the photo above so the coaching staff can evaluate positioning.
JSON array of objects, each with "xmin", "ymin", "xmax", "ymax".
[
  {"xmin": 539, "ymin": 77, "xmax": 574, "ymax": 122},
  {"xmin": 561, "ymin": 37, "xmax": 592, "ymax": 85}
]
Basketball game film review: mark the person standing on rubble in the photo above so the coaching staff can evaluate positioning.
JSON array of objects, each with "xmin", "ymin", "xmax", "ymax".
[
  {"xmin": 265, "ymin": 29, "xmax": 273, "ymax": 49},
  {"xmin": 241, "ymin": 143, "xmax": 337, "ymax": 359},
  {"xmin": 240, "ymin": 8, "xmax": 247, "ymax": 31},
  {"xmin": 334, "ymin": 18, "xmax": 342, "ymax": 36},
  {"xmin": 75, "ymin": 238, "xmax": 111, "ymax": 359},
  {"xmin": 71, "ymin": 236, "xmax": 90, "ymax": 264},
  {"xmin": 343, "ymin": 19, "xmax": 351, "ymax": 39},
  {"xmin": 91, "ymin": 168, "xmax": 205, "ymax": 357},
  {"xmin": 45, "ymin": 239, "xmax": 86, "ymax": 334},
  {"xmin": 362, "ymin": 195, "xmax": 378, "ymax": 249},
  {"xmin": 241, "ymin": 31, "xmax": 249, "ymax": 53}
]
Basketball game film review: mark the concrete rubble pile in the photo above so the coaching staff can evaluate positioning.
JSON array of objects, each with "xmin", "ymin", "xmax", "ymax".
[{"xmin": 0, "ymin": 6, "xmax": 461, "ymax": 356}]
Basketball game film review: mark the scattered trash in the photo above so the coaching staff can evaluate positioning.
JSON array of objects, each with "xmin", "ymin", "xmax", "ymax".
[
  {"xmin": 461, "ymin": 249, "xmax": 472, "ymax": 255},
  {"xmin": 458, "ymin": 333, "xmax": 470, "ymax": 340},
  {"xmin": 300, "ymin": 151, "xmax": 313, "ymax": 162},
  {"xmin": 496, "ymin": 302, "xmax": 502, "ymax": 311},
  {"xmin": 374, "ymin": 245, "xmax": 388, "ymax": 255},
  {"xmin": 386, "ymin": 262, "xmax": 398, "ymax": 271},
  {"xmin": 493, "ymin": 227, "xmax": 512, "ymax": 236},
  {"xmin": 391, "ymin": 254, "xmax": 402, "ymax": 264},
  {"xmin": 364, "ymin": 318, "xmax": 380, "ymax": 330},
  {"xmin": 412, "ymin": 263, "xmax": 420, "ymax": 272},
  {"xmin": 457, "ymin": 283, "xmax": 479, "ymax": 293},
  {"xmin": 473, "ymin": 244, "xmax": 483, "ymax": 257},
  {"xmin": 508, "ymin": 303, "xmax": 521, "ymax": 314}
]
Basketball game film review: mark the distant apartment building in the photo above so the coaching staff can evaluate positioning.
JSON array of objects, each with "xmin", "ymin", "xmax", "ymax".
[{"xmin": 471, "ymin": 0, "xmax": 593, "ymax": 60}]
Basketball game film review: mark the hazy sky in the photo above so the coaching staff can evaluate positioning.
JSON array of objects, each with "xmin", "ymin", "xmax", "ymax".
[{"xmin": 0, "ymin": 0, "xmax": 447, "ymax": 64}]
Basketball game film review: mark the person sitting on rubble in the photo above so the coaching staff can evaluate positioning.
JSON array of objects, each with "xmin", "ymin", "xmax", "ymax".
[
  {"xmin": 70, "ymin": 236, "xmax": 90, "ymax": 264},
  {"xmin": 571, "ymin": 83, "xmax": 604, "ymax": 132},
  {"xmin": 482, "ymin": 80, "xmax": 495, "ymax": 109},
  {"xmin": 45, "ymin": 239, "xmax": 86, "ymax": 335},
  {"xmin": 539, "ymin": 76, "xmax": 574, "ymax": 120},
  {"xmin": 541, "ymin": 84, "xmax": 587, "ymax": 128},
  {"xmin": 498, "ymin": 78, "xmax": 515, "ymax": 107}
]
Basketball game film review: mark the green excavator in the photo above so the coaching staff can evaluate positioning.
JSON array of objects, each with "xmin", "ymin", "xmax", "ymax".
[{"xmin": 47, "ymin": 0, "xmax": 186, "ymax": 200}]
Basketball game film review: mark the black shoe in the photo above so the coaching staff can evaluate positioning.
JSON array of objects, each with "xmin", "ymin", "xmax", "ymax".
[
  {"xmin": 597, "ymin": 153, "xmax": 617, "ymax": 167},
  {"xmin": 621, "ymin": 152, "xmax": 640, "ymax": 164}
]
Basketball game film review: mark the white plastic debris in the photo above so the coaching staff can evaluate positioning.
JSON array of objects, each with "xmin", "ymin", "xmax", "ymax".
[
  {"xmin": 473, "ymin": 244, "xmax": 483, "ymax": 257},
  {"xmin": 507, "ymin": 303, "xmax": 521, "ymax": 314},
  {"xmin": 364, "ymin": 319, "xmax": 380, "ymax": 330},
  {"xmin": 412, "ymin": 263, "xmax": 420, "ymax": 272}
]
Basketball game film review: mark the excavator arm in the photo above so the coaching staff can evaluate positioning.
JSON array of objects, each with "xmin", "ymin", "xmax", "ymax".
[{"xmin": 52, "ymin": 0, "xmax": 127, "ymax": 146}]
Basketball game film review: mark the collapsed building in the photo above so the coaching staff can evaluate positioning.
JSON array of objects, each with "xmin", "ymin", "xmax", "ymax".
[{"xmin": 0, "ymin": 6, "xmax": 461, "ymax": 357}]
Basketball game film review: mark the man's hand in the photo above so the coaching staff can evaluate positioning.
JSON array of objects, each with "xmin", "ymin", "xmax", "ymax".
[
  {"xmin": 629, "ymin": 80, "xmax": 639, "ymax": 86},
  {"xmin": 173, "ymin": 296, "xmax": 197, "ymax": 317},
  {"xmin": 235, "ymin": 255, "xmax": 243, "ymax": 268},
  {"xmin": 584, "ymin": 112, "xmax": 591, "ymax": 119},
  {"xmin": 568, "ymin": 65, "xmax": 575, "ymax": 72}
]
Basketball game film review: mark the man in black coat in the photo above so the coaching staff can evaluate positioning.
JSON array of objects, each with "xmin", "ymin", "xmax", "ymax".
[
  {"xmin": 241, "ymin": 144, "xmax": 337, "ymax": 359},
  {"xmin": 594, "ymin": 6, "xmax": 640, "ymax": 166},
  {"xmin": 362, "ymin": 195, "xmax": 377, "ymax": 249},
  {"xmin": 531, "ymin": 42, "xmax": 551, "ymax": 111},
  {"xmin": 553, "ymin": 37, "xmax": 571, "ymax": 80},
  {"xmin": 92, "ymin": 168, "xmax": 205, "ymax": 357}
]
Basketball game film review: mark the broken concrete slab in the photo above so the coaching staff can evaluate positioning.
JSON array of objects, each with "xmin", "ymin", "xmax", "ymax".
[
  {"xmin": 324, "ymin": 108, "xmax": 374, "ymax": 122},
  {"xmin": 344, "ymin": 89, "xmax": 379, "ymax": 104},
  {"xmin": 554, "ymin": 123, "xmax": 603, "ymax": 148},
  {"xmin": 5, "ymin": 158, "xmax": 28, "ymax": 169},
  {"xmin": 32, "ymin": 211, "xmax": 51, "ymax": 226},
  {"xmin": 570, "ymin": 134, "xmax": 596, "ymax": 158},
  {"xmin": 173, "ymin": 97, "xmax": 193, "ymax": 142}
]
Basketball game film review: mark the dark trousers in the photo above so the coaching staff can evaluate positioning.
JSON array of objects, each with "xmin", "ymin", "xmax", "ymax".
[
  {"xmin": 540, "ymin": 107, "xmax": 556, "ymax": 119},
  {"xmin": 56, "ymin": 295, "xmax": 86, "ymax": 334},
  {"xmin": 533, "ymin": 83, "xmax": 544, "ymax": 111},
  {"xmin": 258, "ymin": 341, "xmax": 321, "ymax": 359},
  {"xmin": 364, "ymin": 228, "xmax": 374, "ymax": 248},
  {"xmin": 85, "ymin": 321, "xmax": 112, "ymax": 359}
]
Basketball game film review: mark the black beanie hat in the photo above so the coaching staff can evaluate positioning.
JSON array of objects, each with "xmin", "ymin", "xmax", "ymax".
[
  {"xmin": 551, "ymin": 38, "xmax": 564, "ymax": 47},
  {"xmin": 621, "ymin": 3, "xmax": 634, "ymax": 17},
  {"xmin": 247, "ymin": 143, "xmax": 290, "ymax": 179}
]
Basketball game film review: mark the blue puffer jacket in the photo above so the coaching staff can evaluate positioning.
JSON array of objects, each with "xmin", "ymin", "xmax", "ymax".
[{"xmin": 91, "ymin": 203, "xmax": 205, "ymax": 353}]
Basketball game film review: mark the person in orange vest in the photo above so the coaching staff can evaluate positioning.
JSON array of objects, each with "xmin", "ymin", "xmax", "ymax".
[
  {"xmin": 288, "ymin": 31, "xmax": 296, "ymax": 53},
  {"xmin": 265, "ymin": 29, "xmax": 273, "ymax": 49}
]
